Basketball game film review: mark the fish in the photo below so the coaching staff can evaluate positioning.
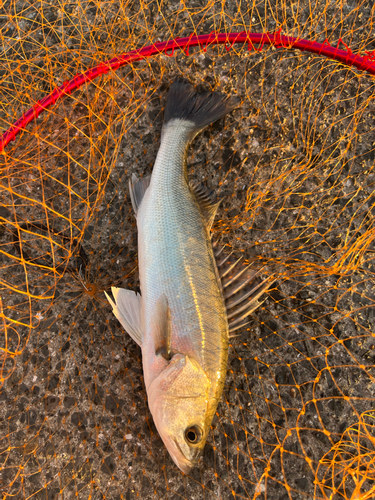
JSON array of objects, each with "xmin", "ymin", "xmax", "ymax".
[{"xmin": 105, "ymin": 80, "xmax": 273, "ymax": 473}]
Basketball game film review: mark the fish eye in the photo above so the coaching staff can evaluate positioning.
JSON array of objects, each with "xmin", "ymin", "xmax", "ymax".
[{"xmin": 185, "ymin": 425, "xmax": 203, "ymax": 445}]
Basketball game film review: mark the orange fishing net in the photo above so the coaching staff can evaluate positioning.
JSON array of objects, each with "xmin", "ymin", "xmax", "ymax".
[{"xmin": 1, "ymin": 1, "xmax": 375, "ymax": 498}]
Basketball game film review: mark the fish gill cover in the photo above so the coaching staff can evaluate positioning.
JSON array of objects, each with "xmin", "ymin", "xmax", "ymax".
[{"xmin": 0, "ymin": 0, "xmax": 375, "ymax": 499}]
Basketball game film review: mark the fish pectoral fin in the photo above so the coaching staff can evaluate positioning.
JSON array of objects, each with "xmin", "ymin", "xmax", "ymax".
[
  {"xmin": 105, "ymin": 287, "xmax": 143, "ymax": 346},
  {"xmin": 129, "ymin": 173, "xmax": 151, "ymax": 215},
  {"xmin": 189, "ymin": 180, "xmax": 221, "ymax": 232},
  {"xmin": 153, "ymin": 293, "xmax": 172, "ymax": 361}
]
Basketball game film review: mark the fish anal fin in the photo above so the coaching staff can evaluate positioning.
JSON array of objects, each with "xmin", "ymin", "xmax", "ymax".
[
  {"xmin": 153, "ymin": 293, "xmax": 172, "ymax": 361},
  {"xmin": 190, "ymin": 180, "xmax": 221, "ymax": 232},
  {"xmin": 129, "ymin": 173, "xmax": 151, "ymax": 215},
  {"xmin": 105, "ymin": 287, "xmax": 143, "ymax": 346}
]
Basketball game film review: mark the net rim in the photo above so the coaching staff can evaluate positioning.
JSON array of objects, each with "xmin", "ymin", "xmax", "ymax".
[{"xmin": 1, "ymin": 29, "xmax": 375, "ymax": 151}]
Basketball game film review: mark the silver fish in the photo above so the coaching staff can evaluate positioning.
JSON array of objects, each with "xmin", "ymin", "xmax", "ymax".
[{"xmin": 106, "ymin": 80, "xmax": 272, "ymax": 473}]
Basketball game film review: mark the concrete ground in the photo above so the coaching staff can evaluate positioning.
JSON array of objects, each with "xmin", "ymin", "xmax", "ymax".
[{"xmin": 1, "ymin": 1, "xmax": 375, "ymax": 498}]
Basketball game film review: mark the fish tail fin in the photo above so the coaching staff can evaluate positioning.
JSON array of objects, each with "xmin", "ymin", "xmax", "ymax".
[{"xmin": 163, "ymin": 79, "xmax": 241, "ymax": 135}]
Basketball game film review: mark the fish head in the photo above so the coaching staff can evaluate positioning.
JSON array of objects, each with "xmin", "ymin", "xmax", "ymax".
[{"xmin": 148, "ymin": 353, "xmax": 212, "ymax": 473}]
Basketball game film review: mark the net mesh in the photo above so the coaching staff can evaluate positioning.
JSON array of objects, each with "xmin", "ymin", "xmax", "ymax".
[{"xmin": 1, "ymin": 1, "xmax": 375, "ymax": 498}]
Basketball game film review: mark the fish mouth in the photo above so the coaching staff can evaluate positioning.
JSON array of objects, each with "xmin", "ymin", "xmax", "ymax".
[
  {"xmin": 176, "ymin": 460, "xmax": 192, "ymax": 475},
  {"xmin": 171, "ymin": 438, "xmax": 201, "ymax": 474}
]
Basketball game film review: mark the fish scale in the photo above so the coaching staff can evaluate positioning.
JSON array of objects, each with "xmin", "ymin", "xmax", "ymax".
[{"xmin": 139, "ymin": 125, "xmax": 228, "ymax": 391}]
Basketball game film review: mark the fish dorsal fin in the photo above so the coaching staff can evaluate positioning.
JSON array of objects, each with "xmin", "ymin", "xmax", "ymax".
[
  {"xmin": 213, "ymin": 242, "xmax": 275, "ymax": 333},
  {"xmin": 105, "ymin": 287, "xmax": 143, "ymax": 346},
  {"xmin": 153, "ymin": 293, "xmax": 172, "ymax": 360},
  {"xmin": 129, "ymin": 173, "xmax": 151, "ymax": 215},
  {"xmin": 190, "ymin": 180, "xmax": 221, "ymax": 232}
]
